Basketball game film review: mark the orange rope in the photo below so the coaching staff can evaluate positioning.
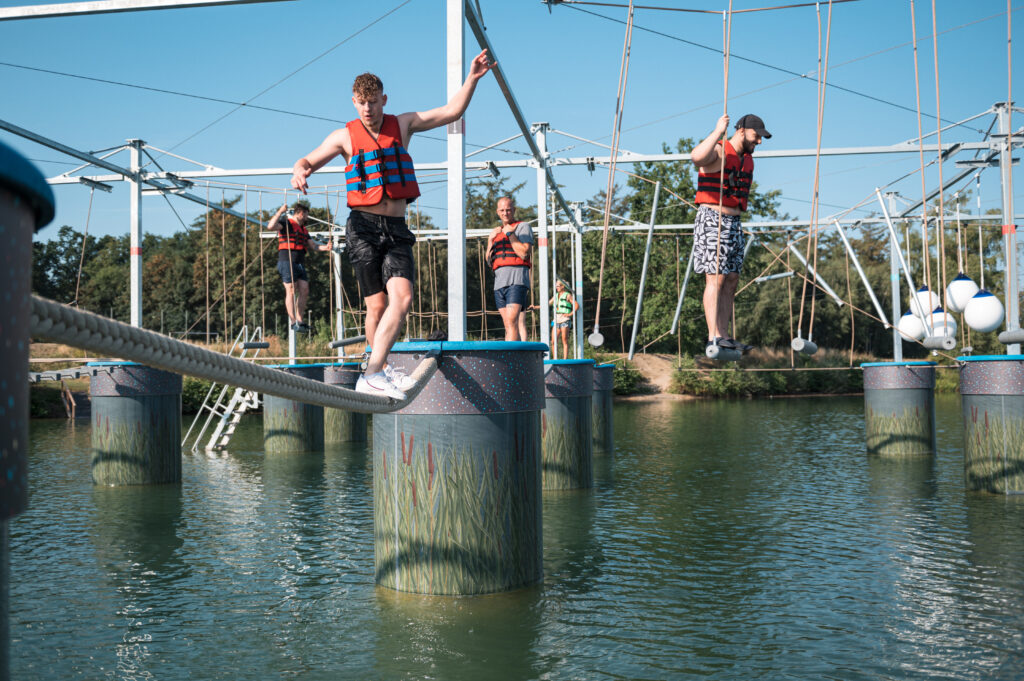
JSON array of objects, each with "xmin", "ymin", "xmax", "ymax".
[
  {"xmin": 910, "ymin": 0, "xmax": 932, "ymax": 313},
  {"xmin": 931, "ymin": 0, "xmax": 948, "ymax": 306}
]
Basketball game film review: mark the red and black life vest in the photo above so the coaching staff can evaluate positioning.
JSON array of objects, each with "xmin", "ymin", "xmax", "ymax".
[
  {"xmin": 345, "ymin": 114, "xmax": 421, "ymax": 208},
  {"xmin": 490, "ymin": 224, "xmax": 531, "ymax": 270},
  {"xmin": 695, "ymin": 140, "xmax": 754, "ymax": 212},
  {"xmin": 278, "ymin": 217, "xmax": 310, "ymax": 251}
]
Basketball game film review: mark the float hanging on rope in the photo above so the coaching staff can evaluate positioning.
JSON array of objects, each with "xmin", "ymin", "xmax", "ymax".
[
  {"xmin": 922, "ymin": 306, "xmax": 957, "ymax": 350},
  {"xmin": 911, "ymin": 285, "xmax": 939, "ymax": 319},
  {"xmin": 897, "ymin": 309, "xmax": 927, "ymax": 341},
  {"xmin": 945, "ymin": 272, "xmax": 979, "ymax": 314},
  {"xmin": 964, "ymin": 290, "xmax": 1005, "ymax": 333}
]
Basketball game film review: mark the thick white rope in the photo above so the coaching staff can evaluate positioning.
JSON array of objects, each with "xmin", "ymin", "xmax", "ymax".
[{"xmin": 30, "ymin": 295, "xmax": 437, "ymax": 415}]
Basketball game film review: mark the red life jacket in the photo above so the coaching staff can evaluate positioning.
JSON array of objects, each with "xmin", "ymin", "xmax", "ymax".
[
  {"xmin": 278, "ymin": 217, "xmax": 309, "ymax": 251},
  {"xmin": 345, "ymin": 114, "xmax": 421, "ymax": 208},
  {"xmin": 490, "ymin": 223, "xmax": 531, "ymax": 270},
  {"xmin": 695, "ymin": 140, "xmax": 754, "ymax": 212}
]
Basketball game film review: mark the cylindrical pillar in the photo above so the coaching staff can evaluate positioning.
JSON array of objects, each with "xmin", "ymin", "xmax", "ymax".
[
  {"xmin": 323, "ymin": 362, "xmax": 368, "ymax": 444},
  {"xmin": 542, "ymin": 359, "xmax": 595, "ymax": 490},
  {"xmin": 592, "ymin": 363, "xmax": 615, "ymax": 454},
  {"xmin": 861, "ymin": 361, "xmax": 936, "ymax": 458},
  {"xmin": 374, "ymin": 341, "xmax": 546, "ymax": 595},
  {"xmin": 0, "ymin": 141, "xmax": 55, "ymax": 678},
  {"xmin": 263, "ymin": 364, "xmax": 326, "ymax": 453},
  {"xmin": 89, "ymin": 362, "xmax": 183, "ymax": 485},
  {"xmin": 959, "ymin": 355, "xmax": 1024, "ymax": 494}
]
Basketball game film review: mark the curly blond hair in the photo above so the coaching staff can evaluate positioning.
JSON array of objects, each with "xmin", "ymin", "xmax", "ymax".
[{"xmin": 352, "ymin": 73, "xmax": 383, "ymax": 99}]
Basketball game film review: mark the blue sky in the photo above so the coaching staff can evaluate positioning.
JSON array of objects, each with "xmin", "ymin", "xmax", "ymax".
[{"xmin": 1, "ymin": 0, "xmax": 1020, "ymax": 241}]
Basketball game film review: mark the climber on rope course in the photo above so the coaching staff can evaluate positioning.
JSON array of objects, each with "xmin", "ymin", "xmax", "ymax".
[
  {"xmin": 268, "ymin": 200, "xmax": 333, "ymax": 333},
  {"xmin": 290, "ymin": 50, "xmax": 494, "ymax": 400},
  {"xmin": 690, "ymin": 112, "xmax": 771, "ymax": 353}
]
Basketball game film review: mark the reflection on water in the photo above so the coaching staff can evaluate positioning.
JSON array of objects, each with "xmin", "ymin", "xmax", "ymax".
[{"xmin": 11, "ymin": 399, "xmax": 1024, "ymax": 679}]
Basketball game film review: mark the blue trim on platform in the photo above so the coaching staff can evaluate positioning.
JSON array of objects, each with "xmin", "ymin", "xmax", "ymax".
[
  {"xmin": 265, "ymin": 362, "xmax": 335, "ymax": 369},
  {"xmin": 957, "ymin": 355, "xmax": 1024, "ymax": 362},
  {"xmin": 389, "ymin": 341, "xmax": 549, "ymax": 353},
  {"xmin": 87, "ymin": 361, "xmax": 142, "ymax": 367},
  {"xmin": 544, "ymin": 359, "xmax": 596, "ymax": 366},
  {"xmin": 860, "ymin": 361, "xmax": 937, "ymax": 368}
]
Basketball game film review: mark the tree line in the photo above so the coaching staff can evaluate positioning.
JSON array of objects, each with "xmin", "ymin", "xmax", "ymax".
[{"xmin": 32, "ymin": 136, "xmax": 1008, "ymax": 358}]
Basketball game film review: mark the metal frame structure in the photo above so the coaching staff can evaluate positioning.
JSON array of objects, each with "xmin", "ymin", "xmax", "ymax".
[{"xmin": 0, "ymin": 0, "xmax": 294, "ymax": 21}]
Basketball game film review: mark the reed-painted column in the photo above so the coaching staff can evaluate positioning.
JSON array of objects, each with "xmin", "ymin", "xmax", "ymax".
[
  {"xmin": 263, "ymin": 364, "xmax": 326, "ymax": 453},
  {"xmin": 861, "ymin": 361, "xmax": 936, "ymax": 458},
  {"xmin": 592, "ymin": 363, "xmax": 614, "ymax": 454},
  {"xmin": 542, "ymin": 359, "xmax": 595, "ymax": 490},
  {"xmin": 959, "ymin": 355, "xmax": 1024, "ymax": 494},
  {"xmin": 324, "ymin": 362, "xmax": 368, "ymax": 444}
]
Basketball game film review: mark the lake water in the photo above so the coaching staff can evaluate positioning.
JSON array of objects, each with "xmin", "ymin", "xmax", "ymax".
[{"xmin": 11, "ymin": 395, "xmax": 1024, "ymax": 680}]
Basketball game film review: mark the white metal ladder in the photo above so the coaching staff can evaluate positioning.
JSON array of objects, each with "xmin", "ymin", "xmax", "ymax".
[{"xmin": 181, "ymin": 326, "xmax": 267, "ymax": 453}]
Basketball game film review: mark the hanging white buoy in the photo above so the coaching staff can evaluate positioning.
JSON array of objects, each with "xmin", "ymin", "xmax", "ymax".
[
  {"xmin": 897, "ymin": 309, "xmax": 927, "ymax": 341},
  {"xmin": 928, "ymin": 306, "xmax": 957, "ymax": 338},
  {"xmin": 945, "ymin": 272, "xmax": 979, "ymax": 314},
  {"xmin": 963, "ymin": 290, "xmax": 1005, "ymax": 333},
  {"xmin": 911, "ymin": 285, "xmax": 939, "ymax": 318}
]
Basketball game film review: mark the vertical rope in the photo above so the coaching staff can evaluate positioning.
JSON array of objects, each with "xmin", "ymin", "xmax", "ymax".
[
  {"xmin": 711, "ymin": 2, "xmax": 734, "ymax": 342},
  {"xmin": 73, "ymin": 187, "xmax": 95, "ymax": 307},
  {"xmin": 910, "ymin": 0, "xmax": 933, "ymax": 313},
  {"xmin": 594, "ymin": 0, "xmax": 635, "ymax": 337},
  {"xmin": 324, "ymin": 190, "xmax": 335, "ymax": 337},
  {"xmin": 786, "ymin": 247, "xmax": 795, "ymax": 367},
  {"xmin": 620, "ymin": 236, "xmax": 627, "ymax": 351},
  {"xmin": 676, "ymin": 235, "xmax": 682, "ymax": 360},
  {"xmin": 931, "ymin": 0, "xmax": 949, "ymax": 305},
  {"xmin": 205, "ymin": 184, "xmax": 211, "ymax": 344},
  {"xmin": 221, "ymin": 190, "xmax": 229, "ymax": 339},
  {"xmin": 1006, "ymin": 0, "xmax": 1016, "ymax": 296},
  {"xmin": 845, "ymin": 245, "xmax": 854, "ymax": 365},
  {"xmin": 242, "ymin": 187, "xmax": 248, "ymax": 333},
  {"xmin": 258, "ymin": 191, "xmax": 266, "ymax": 333}
]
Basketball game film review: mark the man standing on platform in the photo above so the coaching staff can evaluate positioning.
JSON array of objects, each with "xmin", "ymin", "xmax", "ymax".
[
  {"xmin": 268, "ymin": 200, "xmax": 332, "ymax": 333},
  {"xmin": 690, "ymin": 113, "xmax": 770, "ymax": 353},
  {"xmin": 486, "ymin": 196, "xmax": 533, "ymax": 342},
  {"xmin": 290, "ymin": 50, "xmax": 494, "ymax": 399}
]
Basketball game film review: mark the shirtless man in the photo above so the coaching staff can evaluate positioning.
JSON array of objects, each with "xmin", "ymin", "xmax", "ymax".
[
  {"xmin": 690, "ymin": 113, "xmax": 770, "ymax": 352},
  {"xmin": 291, "ymin": 50, "xmax": 494, "ymax": 399}
]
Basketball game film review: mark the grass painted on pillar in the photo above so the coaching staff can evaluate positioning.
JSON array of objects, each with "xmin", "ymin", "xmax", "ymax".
[
  {"xmin": 963, "ymin": 401, "xmax": 1024, "ymax": 494},
  {"xmin": 864, "ymin": 403, "xmax": 935, "ymax": 458},
  {"xmin": 91, "ymin": 395, "xmax": 182, "ymax": 485},
  {"xmin": 592, "ymin": 391, "xmax": 613, "ymax": 454},
  {"xmin": 325, "ymin": 408, "xmax": 368, "ymax": 444},
  {"xmin": 374, "ymin": 413, "xmax": 543, "ymax": 595},
  {"xmin": 264, "ymin": 397, "xmax": 324, "ymax": 453},
  {"xmin": 542, "ymin": 397, "xmax": 594, "ymax": 490}
]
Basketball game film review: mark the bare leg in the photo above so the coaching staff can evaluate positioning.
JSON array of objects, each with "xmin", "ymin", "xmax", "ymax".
[
  {"xmin": 364, "ymin": 291, "xmax": 387, "ymax": 346},
  {"xmin": 517, "ymin": 310, "xmax": 527, "ymax": 341},
  {"xmin": 365, "ymin": 277, "xmax": 413, "ymax": 375},
  {"xmin": 295, "ymin": 279, "xmax": 310, "ymax": 323},
  {"xmin": 283, "ymin": 282, "xmax": 298, "ymax": 324},
  {"xmin": 559, "ymin": 326, "xmax": 570, "ymax": 358},
  {"xmin": 716, "ymin": 273, "xmax": 739, "ymax": 339},
  {"xmin": 500, "ymin": 304, "xmax": 522, "ymax": 341},
  {"xmin": 703, "ymin": 274, "xmax": 724, "ymax": 340}
]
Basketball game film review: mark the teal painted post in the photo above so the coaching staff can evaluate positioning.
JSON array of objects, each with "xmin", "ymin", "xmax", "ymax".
[
  {"xmin": 592, "ymin": 364, "xmax": 614, "ymax": 454},
  {"xmin": 542, "ymin": 360, "xmax": 595, "ymax": 490},
  {"xmin": 959, "ymin": 355, "xmax": 1024, "ymax": 494},
  {"xmin": 374, "ymin": 341, "xmax": 546, "ymax": 595},
  {"xmin": 324, "ymin": 363, "xmax": 368, "ymax": 444},
  {"xmin": 90, "ymin": 363, "xmax": 183, "ymax": 485},
  {"xmin": 0, "ymin": 141, "xmax": 55, "ymax": 681},
  {"xmin": 861, "ymin": 362, "xmax": 936, "ymax": 458},
  {"xmin": 263, "ymin": 364, "xmax": 326, "ymax": 453}
]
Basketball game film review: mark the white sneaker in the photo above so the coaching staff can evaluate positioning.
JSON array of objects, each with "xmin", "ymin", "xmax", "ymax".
[
  {"xmin": 355, "ymin": 371, "xmax": 406, "ymax": 400},
  {"xmin": 384, "ymin": 365, "xmax": 417, "ymax": 391}
]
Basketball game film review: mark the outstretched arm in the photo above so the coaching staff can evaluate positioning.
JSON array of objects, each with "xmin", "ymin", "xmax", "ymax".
[
  {"xmin": 691, "ymin": 114, "xmax": 730, "ymax": 170},
  {"xmin": 402, "ymin": 50, "xmax": 494, "ymax": 135},
  {"xmin": 291, "ymin": 127, "xmax": 351, "ymax": 194},
  {"xmin": 268, "ymin": 203, "xmax": 288, "ymax": 229}
]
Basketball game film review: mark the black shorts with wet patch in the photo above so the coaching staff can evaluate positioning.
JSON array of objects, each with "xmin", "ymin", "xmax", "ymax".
[{"xmin": 345, "ymin": 210, "xmax": 416, "ymax": 297}]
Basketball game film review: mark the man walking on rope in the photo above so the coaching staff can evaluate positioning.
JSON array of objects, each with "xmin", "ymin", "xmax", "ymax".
[
  {"xmin": 691, "ymin": 113, "xmax": 770, "ymax": 352},
  {"xmin": 269, "ymin": 200, "xmax": 333, "ymax": 333},
  {"xmin": 486, "ymin": 196, "xmax": 533, "ymax": 342},
  {"xmin": 291, "ymin": 51, "xmax": 494, "ymax": 399}
]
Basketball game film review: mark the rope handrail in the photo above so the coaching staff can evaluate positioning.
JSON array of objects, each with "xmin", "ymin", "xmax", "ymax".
[{"xmin": 29, "ymin": 295, "xmax": 438, "ymax": 415}]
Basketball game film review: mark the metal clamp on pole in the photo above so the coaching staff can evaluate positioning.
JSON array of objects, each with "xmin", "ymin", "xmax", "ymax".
[{"xmin": 329, "ymin": 335, "xmax": 367, "ymax": 349}]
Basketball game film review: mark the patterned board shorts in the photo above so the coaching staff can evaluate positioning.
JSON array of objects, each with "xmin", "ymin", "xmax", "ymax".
[{"xmin": 693, "ymin": 204, "xmax": 745, "ymax": 275}]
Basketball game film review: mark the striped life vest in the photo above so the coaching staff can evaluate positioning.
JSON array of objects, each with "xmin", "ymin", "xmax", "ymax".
[
  {"xmin": 278, "ymin": 217, "xmax": 309, "ymax": 251},
  {"xmin": 345, "ymin": 114, "xmax": 420, "ymax": 207},
  {"xmin": 490, "ymin": 224, "xmax": 531, "ymax": 270},
  {"xmin": 695, "ymin": 140, "xmax": 754, "ymax": 212},
  {"xmin": 556, "ymin": 291, "xmax": 574, "ymax": 314}
]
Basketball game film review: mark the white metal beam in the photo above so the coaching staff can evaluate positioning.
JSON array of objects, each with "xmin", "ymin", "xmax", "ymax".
[{"xmin": 0, "ymin": 0, "xmax": 294, "ymax": 21}]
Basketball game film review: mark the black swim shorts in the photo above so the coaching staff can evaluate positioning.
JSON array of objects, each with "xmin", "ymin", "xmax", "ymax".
[{"xmin": 345, "ymin": 210, "xmax": 416, "ymax": 297}]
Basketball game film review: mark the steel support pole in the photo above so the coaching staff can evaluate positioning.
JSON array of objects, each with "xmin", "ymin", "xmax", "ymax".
[
  {"xmin": 669, "ymin": 239, "xmax": 696, "ymax": 335},
  {"xmin": 333, "ymin": 247, "xmax": 344, "ymax": 358},
  {"xmin": 997, "ymin": 102, "xmax": 1020, "ymax": 354},
  {"xmin": 786, "ymin": 242, "xmax": 845, "ymax": 307},
  {"xmin": 876, "ymin": 189, "xmax": 924, "ymax": 317},
  {"xmin": 550, "ymin": 190, "xmax": 559, "ymax": 358},
  {"xmin": 128, "ymin": 139, "xmax": 143, "ymax": 327},
  {"xmin": 833, "ymin": 219, "xmax": 890, "ymax": 328},
  {"xmin": 447, "ymin": 0, "xmax": 466, "ymax": 341},
  {"xmin": 886, "ymin": 193, "xmax": 903, "ymax": 361},
  {"xmin": 574, "ymin": 205, "xmax": 585, "ymax": 359},
  {"xmin": 534, "ymin": 123, "xmax": 551, "ymax": 354},
  {"xmin": 628, "ymin": 181, "xmax": 660, "ymax": 360}
]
